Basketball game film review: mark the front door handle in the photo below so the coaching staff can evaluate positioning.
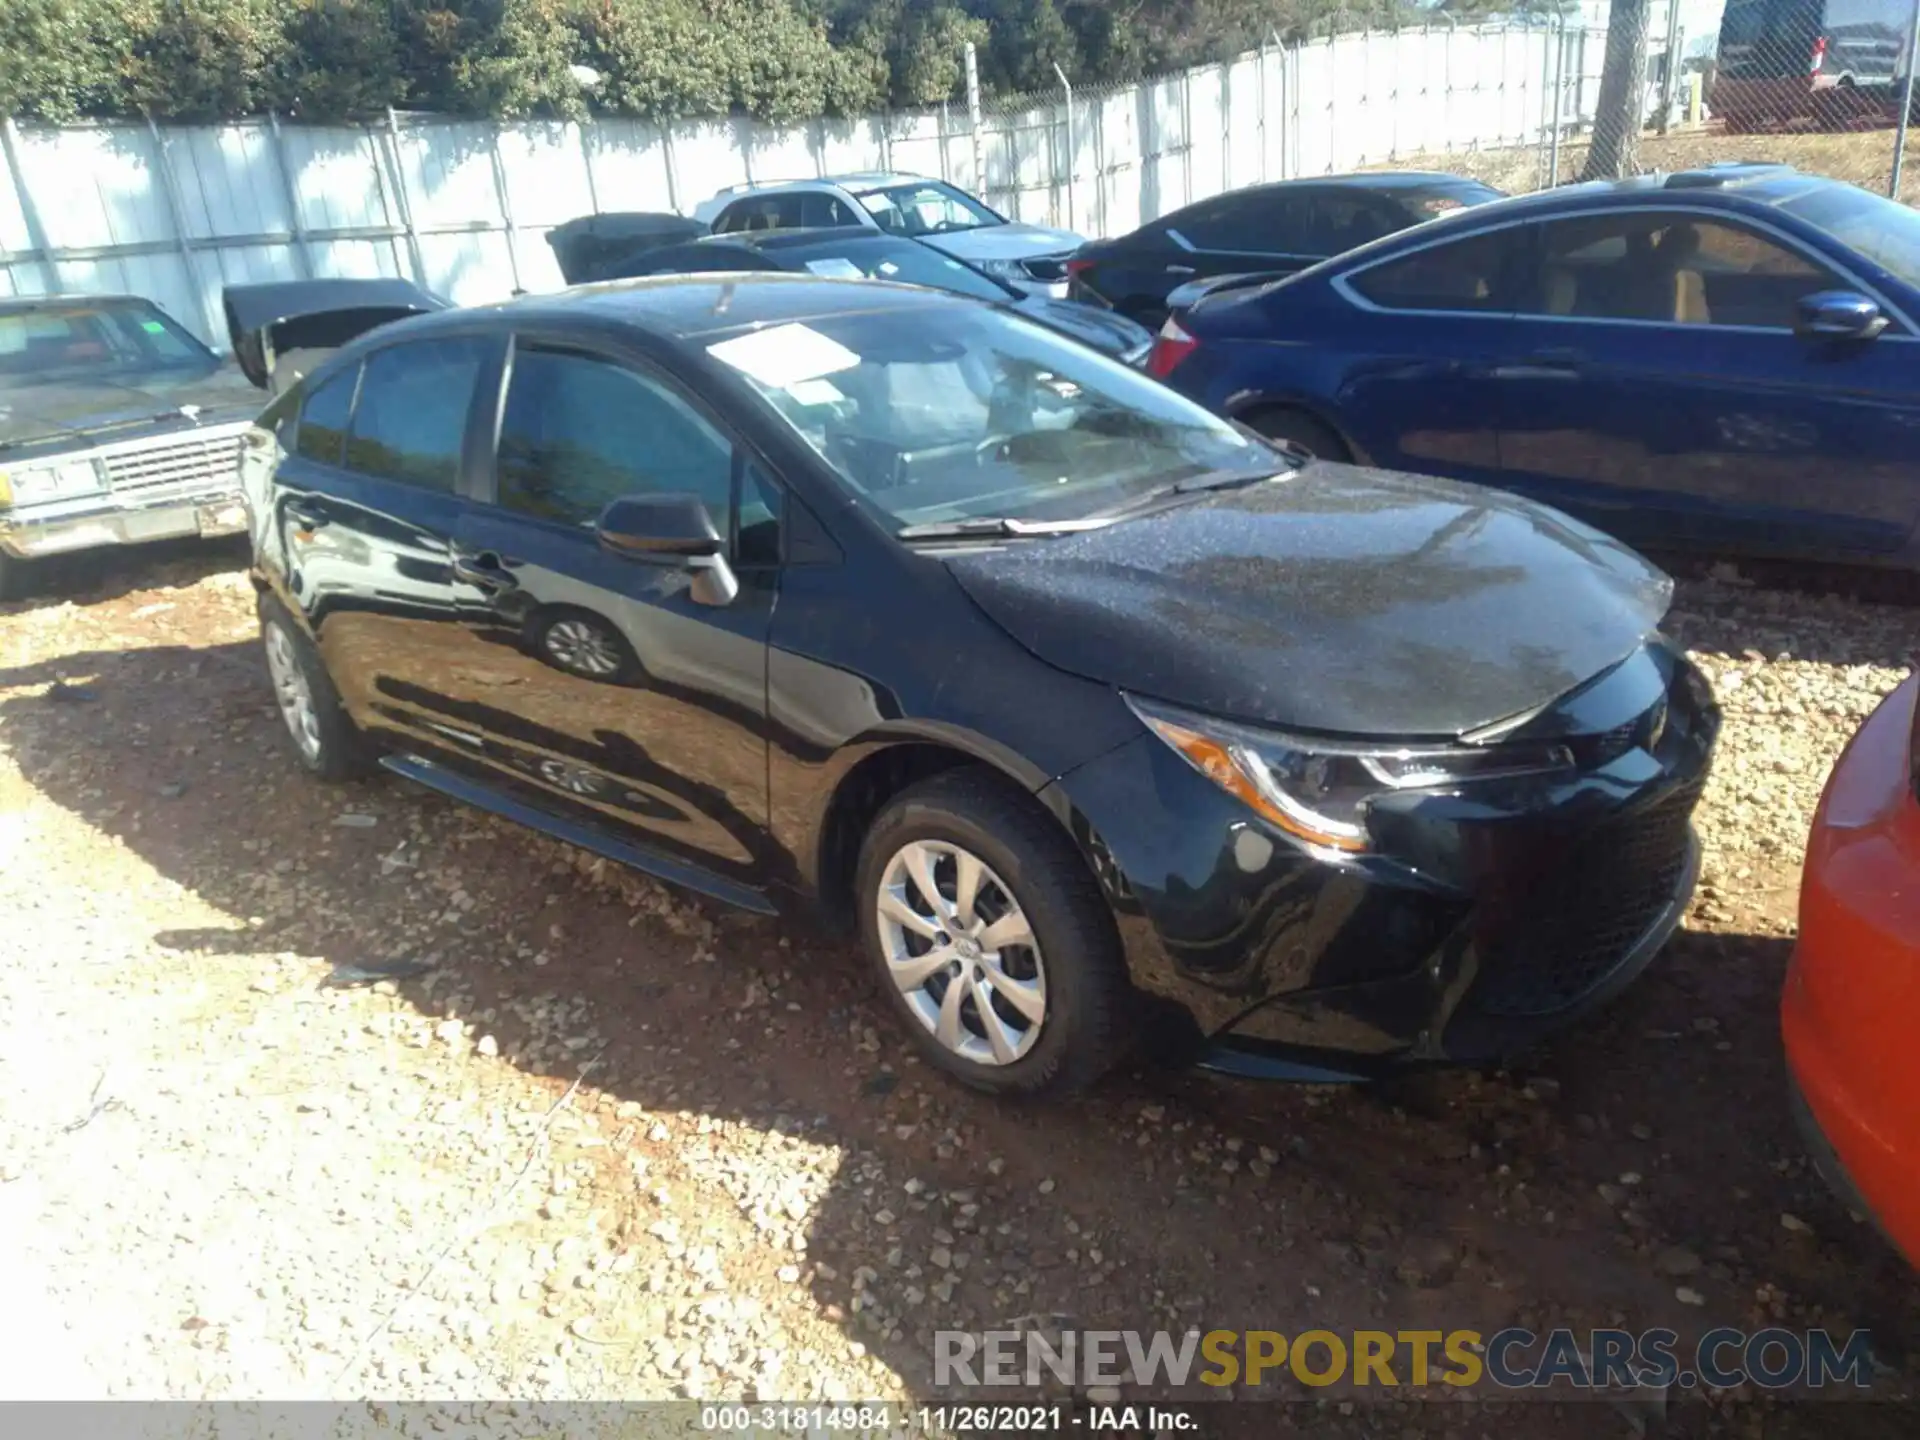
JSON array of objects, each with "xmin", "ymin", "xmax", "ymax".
[
  {"xmin": 452, "ymin": 550, "xmax": 517, "ymax": 591},
  {"xmin": 1492, "ymin": 347, "xmax": 1585, "ymax": 380},
  {"xmin": 1164, "ymin": 264, "xmax": 1197, "ymax": 276}
]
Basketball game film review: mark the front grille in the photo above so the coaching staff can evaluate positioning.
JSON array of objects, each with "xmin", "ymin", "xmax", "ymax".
[
  {"xmin": 100, "ymin": 432, "xmax": 244, "ymax": 500},
  {"xmin": 1468, "ymin": 776, "xmax": 1702, "ymax": 1018}
]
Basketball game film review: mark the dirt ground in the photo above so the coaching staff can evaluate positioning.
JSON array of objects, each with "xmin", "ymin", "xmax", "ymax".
[{"xmin": 0, "ymin": 538, "xmax": 1916, "ymax": 1438}]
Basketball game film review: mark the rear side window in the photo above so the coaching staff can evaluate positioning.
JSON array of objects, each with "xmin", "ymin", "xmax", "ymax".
[
  {"xmin": 1347, "ymin": 229, "xmax": 1517, "ymax": 312},
  {"xmin": 716, "ymin": 194, "xmax": 807, "ymax": 234},
  {"xmin": 295, "ymin": 364, "xmax": 357, "ymax": 465},
  {"xmin": 1164, "ymin": 191, "xmax": 1308, "ymax": 254},
  {"xmin": 343, "ymin": 337, "xmax": 490, "ymax": 491},
  {"xmin": 799, "ymin": 193, "xmax": 859, "ymax": 227}
]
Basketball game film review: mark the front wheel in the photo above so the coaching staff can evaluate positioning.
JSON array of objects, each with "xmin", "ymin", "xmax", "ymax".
[{"xmin": 855, "ymin": 769, "xmax": 1134, "ymax": 1098}]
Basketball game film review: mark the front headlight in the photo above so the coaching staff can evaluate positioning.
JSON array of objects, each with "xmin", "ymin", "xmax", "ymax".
[
  {"xmin": 975, "ymin": 258, "xmax": 1029, "ymax": 282},
  {"xmin": 0, "ymin": 459, "xmax": 106, "ymax": 508},
  {"xmin": 1127, "ymin": 694, "xmax": 1576, "ymax": 854}
]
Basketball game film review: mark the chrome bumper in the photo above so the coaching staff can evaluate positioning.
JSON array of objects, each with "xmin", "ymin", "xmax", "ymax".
[{"xmin": 0, "ymin": 491, "xmax": 249, "ymax": 559}]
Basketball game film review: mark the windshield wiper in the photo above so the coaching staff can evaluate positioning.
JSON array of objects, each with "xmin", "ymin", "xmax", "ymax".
[
  {"xmin": 1094, "ymin": 469, "xmax": 1286, "ymax": 520},
  {"xmin": 895, "ymin": 515, "xmax": 1117, "ymax": 542}
]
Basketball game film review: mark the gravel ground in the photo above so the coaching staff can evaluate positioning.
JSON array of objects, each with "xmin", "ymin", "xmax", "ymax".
[{"xmin": 0, "ymin": 540, "xmax": 1915, "ymax": 1438}]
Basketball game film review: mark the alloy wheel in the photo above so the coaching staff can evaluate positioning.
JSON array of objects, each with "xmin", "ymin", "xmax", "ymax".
[
  {"xmin": 263, "ymin": 621, "xmax": 323, "ymax": 763},
  {"xmin": 542, "ymin": 618, "xmax": 623, "ymax": 677},
  {"xmin": 874, "ymin": 839, "xmax": 1047, "ymax": 1066}
]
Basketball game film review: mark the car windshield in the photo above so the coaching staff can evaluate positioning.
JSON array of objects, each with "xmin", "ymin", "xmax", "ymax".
[
  {"xmin": 853, "ymin": 181, "xmax": 1002, "ymax": 237},
  {"xmin": 0, "ymin": 300, "xmax": 215, "ymax": 386},
  {"xmin": 1780, "ymin": 183, "xmax": 1920, "ymax": 291},
  {"xmin": 790, "ymin": 241, "xmax": 1013, "ymax": 303},
  {"xmin": 706, "ymin": 303, "xmax": 1276, "ymax": 534}
]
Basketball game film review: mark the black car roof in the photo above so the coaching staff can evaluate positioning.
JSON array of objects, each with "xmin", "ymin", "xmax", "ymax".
[
  {"xmin": 418, "ymin": 273, "xmax": 967, "ymax": 342},
  {"xmin": 0, "ymin": 293, "xmax": 158, "ymax": 313},
  {"xmin": 691, "ymin": 228, "xmax": 917, "ymax": 257}
]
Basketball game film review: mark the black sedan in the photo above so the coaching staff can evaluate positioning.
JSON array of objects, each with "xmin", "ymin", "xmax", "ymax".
[
  {"xmin": 1067, "ymin": 172, "xmax": 1504, "ymax": 328},
  {"xmin": 608, "ymin": 228, "xmax": 1153, "ymax": 365},
  {"xmin": 240, "ymin": 275, "xmax": 1716, "ymax": 1097}
]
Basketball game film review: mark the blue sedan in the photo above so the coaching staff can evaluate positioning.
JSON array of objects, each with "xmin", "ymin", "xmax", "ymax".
[{"xmin": 1156, "ymin": 163, "xmax": 1920, "ymax": 569}]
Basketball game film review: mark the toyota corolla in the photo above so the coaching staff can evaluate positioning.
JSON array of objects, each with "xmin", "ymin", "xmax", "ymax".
[{"xmin": 238, "ymin": 275, "xmax": 1718, "ymax": 1097}]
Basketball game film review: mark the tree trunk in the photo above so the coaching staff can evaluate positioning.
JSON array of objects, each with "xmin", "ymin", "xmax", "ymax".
[{"xmin": 1581, "ymin": 0, "xmax": 1652, "ymax": 181}]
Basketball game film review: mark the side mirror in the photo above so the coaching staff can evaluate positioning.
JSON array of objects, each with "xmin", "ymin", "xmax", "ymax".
[
  {"xmin": 595, "ymin": 492, "xmax": 737, "ymax": 606},
  {"xmin": 1796, "ymin": 290, "xmax": 1887, "ymax": 342}
]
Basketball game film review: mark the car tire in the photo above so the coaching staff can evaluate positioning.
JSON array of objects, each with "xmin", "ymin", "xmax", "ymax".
[
  {"xmin": 258, "ymin": 592, "xmax": 373, "ymax": 781},
  {"xmin": 0, "ymin": 551, "xmax": 35, "ymax": 603},
  {"xmin": 1244, "ymin": 406, "xmax": 1352, "ymax": 462},
  {"xmin": 529, "ymin": 608, "xmax": 643, "ymax": 684},
  {"xmin": 855, "ymin": 767, "xmax": 1134, "ymax": 1098}
]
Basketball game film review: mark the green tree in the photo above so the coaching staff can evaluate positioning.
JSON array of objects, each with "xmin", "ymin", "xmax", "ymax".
[
  {"xmin": 274, "ymin": 0, "xmax": 405, "ymax": 121},
  {"xmin": 0, "ymin": 0, "xmax": 127, "ymax": 123},
  {"xmin": 123, "ymin": 0, "xmax": 288, "ymax": 121}
]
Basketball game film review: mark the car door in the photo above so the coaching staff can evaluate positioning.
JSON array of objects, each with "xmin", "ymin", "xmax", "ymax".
[
  {"xmin": 1159, "ymin": 189, "xmax": 1321, "ymax": 293},
  {"xmin": 440, "ymin": 331, "xmax": 784, "ymax": 885},
  {"xmin": 1319, "ymin": 223, "xmax": 1524, "ymax": 483},
  {"xmin": 269, "ymin": 332, "xmax": 500, "ymax": 733},
  {"xmin": 1491, "ymin": 207, "xmax": 1920, "ymax": 556}
]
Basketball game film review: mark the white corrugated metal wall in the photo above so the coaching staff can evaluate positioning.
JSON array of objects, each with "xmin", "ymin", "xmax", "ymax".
[{"xmin": 0, "ymin": 23, "xmax": 1594, "ymax": 347}]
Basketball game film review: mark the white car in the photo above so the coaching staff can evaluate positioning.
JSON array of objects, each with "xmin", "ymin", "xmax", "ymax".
[{"xmin": 692, "ymin": 173, "xmax": 1083, "ymax": 297}]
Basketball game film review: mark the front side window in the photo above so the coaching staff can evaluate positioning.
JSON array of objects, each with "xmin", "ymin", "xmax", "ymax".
[
  {"xmin": 343, "ymin": 336, "xmax": 489, "ymax": 491},
  {"xmin": 705, "ymin": 304, "xmax": 1273, "ymax": 534},
  {"xmin": 496, "ymin": 345, "xmax": 735, "ymax": 533},
  {"xmin": 296, "ymin": 364, "xmax": 358, "ymax": 465},
  {"xmin": 1782, "ymin": 181, "xmax": 1920, "ymax": 293},
  {"xmin": 1347, "ymin": 228, "xmax": 1518, "ymax": 313},
  {"xmin": 1522, "ymin": 212, "xmax": 1843, "ymax": 327},
  {"xmin": 1164, "ymin": 191, "xmax": 1306, "ymax": 254},
  {"xmin": 854, "ymin": 182, "xmax": 1001, "ymax": 237},
  {"xmin": 0, "ymin": 300, "xmax": 215, "ymax": 385}
]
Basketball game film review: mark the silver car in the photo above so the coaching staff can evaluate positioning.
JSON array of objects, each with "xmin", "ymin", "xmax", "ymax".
[{"xmin": 695, "ymin": 173, "xmax": 1083, "ymax": 297}]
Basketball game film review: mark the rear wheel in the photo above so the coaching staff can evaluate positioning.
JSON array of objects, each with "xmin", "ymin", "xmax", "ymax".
[
  {"xmin": 0, "ymin": 551, "xmax": 35, "ymax": 603},
  {"xmin": 1243, "ymin": 406, "xmax": 1352, "ymax": 461},
  {"xmin": 855, "ymin": 768, "xmax": 1133, "ymax": 1098},
  {"xmin": 258, "ymin": 592, "xmax": 372, "ymax": 781}
]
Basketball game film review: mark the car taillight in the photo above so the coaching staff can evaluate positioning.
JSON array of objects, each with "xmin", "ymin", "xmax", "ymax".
[
  {"xmin": 1811, "ymin": 35, "xmax": 1828, "ymax": 74},
  {"xmin": 1147, "ymin": 317, "xmax": 1198, "ymax": 378},
  {"xmin": 1065, "ymin": 257, "xmax": 1094, "ymax": 277}
]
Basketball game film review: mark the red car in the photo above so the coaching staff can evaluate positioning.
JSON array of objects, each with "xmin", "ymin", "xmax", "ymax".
[{"xmin": 1782, "ymin": 673, "xmax": 1920, "ymax": 1266}]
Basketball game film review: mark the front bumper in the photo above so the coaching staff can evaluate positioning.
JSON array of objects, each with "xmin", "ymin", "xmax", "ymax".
[
  {"xmin": 1781, "ymin": 675, "xmax": 1920, "ymax": 1268},
  {"xmin": 1044, "ymin": 641, "xmax": 1718, "ymax": 1076},
  {"xmin": 0, "ymin": 491, "xmax": 248, "ymax": 559}
]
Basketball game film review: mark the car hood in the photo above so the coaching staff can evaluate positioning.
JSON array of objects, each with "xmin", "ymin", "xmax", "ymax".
[
  {"xmin": 943, "ymin": 464, "xmax": 1673, "ymax": 739},
  {"xmin": 1007, "ymin": 295, "xmax": 1152, "ymax": 359},
  {"xmin": 923, "ymin": 224, "xmax": 1084, "ymax": 261},
  {"xmin": 0, "ymin": 365, "xmax": 262, "ymax": 453}
]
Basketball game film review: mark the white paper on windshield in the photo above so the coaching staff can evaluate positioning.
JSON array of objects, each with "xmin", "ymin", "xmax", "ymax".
[
  {"xmin": 787, "ymin": 377, "xmax": 845, "ymax": 406},
  {"xmin": 803, "ymin": 258, "xmax": 866, "ymax": 280},
  {"xmin": 708, "ymin": 323, "xmax": 860, "ymax": 389}
]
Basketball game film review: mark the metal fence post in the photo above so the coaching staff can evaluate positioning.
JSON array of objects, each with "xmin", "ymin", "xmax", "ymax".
[
  {"xmin": 1658, "ymin": 0, "xmax": 1683, "ymax": 133},
  {"xmin": 965, "ymin": 44, "xmax": 985, "ymax": 195},
  {"xmin": 1894, "ymin": 0, "xmax": 1920, "ymax": 197},
  {"xmin": 660, "ymin": 126, "xmax": 682, "ymax": 215},
  {"xmin": 267, "ymin": 112, "xmax": 314, "ymax": 278},
  {"xmin": 1181, "ymin": 66, "xmax": 1195, "ymax": 202},
  {"xmin": 1549, "ymin": 20, "xmax": 1567, "ymax": 188},
  {"xmin": 145, "ymin": 116, "xmax": 223, "ymax": 344},
  {"xmin": 1052, "ymin": 63, "xmax": 1076, "ymax": 233},
  {"xmin": 579, "ymin": 124, "xmax": 602, "ymax": 215},
  {"xmin": 383, "ymin": 108, "xmax": 428, "ymax": 284},
  {"xmin": 0, "ymin": 117, "xmax": 60, "ymax": 294},
  {"xmin": 488, "ymin": 132, "xmax": 525, "ymax": 295}
]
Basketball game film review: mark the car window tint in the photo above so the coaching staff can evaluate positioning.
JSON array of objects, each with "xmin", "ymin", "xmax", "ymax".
[
  {"xmin": 719, "ymin": 195, "xmax": 805, "ymax": 233},
  {"xmin": 800, "ymin": 193, "xmax": 858, "ymax": 228},
  {"xmin": 1348, "ymin": 229, "xmax": 1515, "ymax": 312},
  {"xmin": 343, "ymin": 338, "xmax": 487, "ymax": 490},
  {"xmin": 1302, "ymin": 195, "xmax": 1397, "ymax": 254},
  {"xmin": 497, "ymin": 345, "xmax": 734, "ymax": 533},
  {"xmin": 1167, "ymin": 192, "xmax": 1306, "ymax": 253},
  {"xmin": 295, "ymin": 363, "xmax": 358, "ymax": 465},
  {"xmin": 1522, "ymin": 213, "xmax": 1842, "ymax": 327}
]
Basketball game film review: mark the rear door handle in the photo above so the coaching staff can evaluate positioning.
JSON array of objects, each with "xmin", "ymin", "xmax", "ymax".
[
  {"xmin": 1164, "ymin": 264, "xmax": 1196, "ymax": 276},
  {"xmin": 452, "ymin": 549, "xmax": 518, "ymax": 591}
]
